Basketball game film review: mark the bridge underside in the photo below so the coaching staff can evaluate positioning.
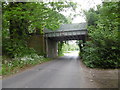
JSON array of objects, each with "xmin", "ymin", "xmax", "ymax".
[
  {"xmin": 45, "ymin": 34, "xmax": 87, "ymax": 58},
  {"xmin": 47, "ymin": 35, "xmax": 86, "ymax": 41},
  {"xmin": 45, "ymin": 30, "xmax": 87, "ymax": 58}
]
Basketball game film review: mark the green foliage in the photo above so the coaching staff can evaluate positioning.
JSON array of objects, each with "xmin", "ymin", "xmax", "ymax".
[
  {"xmin": 2, "ymin": 55, "xmax": 51, "ymax": 76},
  {"xmin": 58, "ymin": 41, "xmax": 79, "ymax": 56},
  {"xmin": 62, "ymin": 42, "xmax": 79, "ymax": 52},
  {"xmin": 2, "ymin": 2, "xmax": 77, "ymax": 75},
  {"xmin": 81, "ymin": 41, "xmax": 120, "ymax": 68},
  {"xmin": 82, "ymin": 2, "xmax": 120, "ymax": 68},
  {"xmin": 58, "ymin": 41, "xmax": 64, "ymax": 56},
  {"xmin": 2, "ymin": 2, "xmax": 76, "ymax": 36},
  {"xmin": 84, "ymin": 8, "xmax": 99, "ymax": 26},
  {"xmin": 2, "ymin": 39, "xmax": 36, "ymax": 58},
  {"xmin": 76, "ymin": 40, "xmax": 84, "ymax": 55},
  {"xmin": 2, "ymin": 2, "xmax": 76, "ymax": 58}
]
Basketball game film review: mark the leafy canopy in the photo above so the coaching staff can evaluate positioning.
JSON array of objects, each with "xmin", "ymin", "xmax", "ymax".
[{"xmin": 82, "ymin": 2, "xmax": 120, "ymax": 68}]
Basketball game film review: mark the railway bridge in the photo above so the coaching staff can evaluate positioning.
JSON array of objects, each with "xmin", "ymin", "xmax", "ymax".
[{"xmin": 44, "ymin": 23, "xmax": 88, "ymax": 58}]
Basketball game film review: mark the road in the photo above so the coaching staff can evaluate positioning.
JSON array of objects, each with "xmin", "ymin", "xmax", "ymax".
[{"xmin": 2, "ymin": 52, "xmax": 118, "ymax": 88}]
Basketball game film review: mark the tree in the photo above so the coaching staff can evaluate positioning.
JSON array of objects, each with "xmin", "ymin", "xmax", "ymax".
[
  {"xmin": 84, "ymin": 8, "xmax": 99, "ymax": 26},
  {"xmin": 2, "ymin": 1, "xmax": 77, "ymax": 58},
  {"xmin": 81, "ymin": 2, "xmax": 120, "ymax": 68}
]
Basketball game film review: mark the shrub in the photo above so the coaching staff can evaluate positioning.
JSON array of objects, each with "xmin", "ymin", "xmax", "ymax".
[
  {"xmin": 2, "ymin": 54, "xmax": 46, "ymax": 75},
  {"xmin": 82, "ymin": 2, "xmax": 120, "ymax": 69},
  {"xmin": 81, "ymin": 40, "xmax": 120, "ymax": 68}
]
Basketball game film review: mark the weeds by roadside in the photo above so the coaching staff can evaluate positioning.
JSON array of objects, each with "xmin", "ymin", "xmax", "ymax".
[{"xmin": 1, "ymin": 54, "xmax": 51, "ymax": 76}]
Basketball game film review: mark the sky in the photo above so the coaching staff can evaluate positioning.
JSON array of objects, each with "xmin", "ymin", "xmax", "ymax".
[
  {"xmin": 61, "ymin": 0, "xmax": 102, "ymax": 44},
  {"xmin": 61, "ymin": 0, "xmax": 102, "ymax": 23},
  {"xmin": 4, "ymin": 0, "xmax": 102, "ymax": 24}
]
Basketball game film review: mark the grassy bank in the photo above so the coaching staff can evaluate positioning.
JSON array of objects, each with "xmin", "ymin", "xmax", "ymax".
[{"xmin": 1, "ymin": 55, "xmax": 52, "ymax": 77}]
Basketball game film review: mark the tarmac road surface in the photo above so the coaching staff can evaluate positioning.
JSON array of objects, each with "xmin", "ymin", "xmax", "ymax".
[{"xmin": 2, "ymin": 51, "xmax": 118, "ymax": 88}]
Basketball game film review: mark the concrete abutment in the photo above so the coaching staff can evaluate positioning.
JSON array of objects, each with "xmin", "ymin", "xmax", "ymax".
[{"xmin": 45, "ymin": 38, "xmax": 58, "ymax": 58}]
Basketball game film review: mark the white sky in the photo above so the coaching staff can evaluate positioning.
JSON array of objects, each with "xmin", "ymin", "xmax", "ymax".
[
  {"xmin": 61, "ymin": 0, "xmax": 102, "ymax": 44},
  {"xmin": 61, "ymin": 0, "xmax": 102, "ymax": 23}
]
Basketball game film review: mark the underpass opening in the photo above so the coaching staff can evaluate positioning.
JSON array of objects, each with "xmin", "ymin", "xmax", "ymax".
[
  {"xmin": 60, "ymin": 40, "xmax": 79, "ymax": 56},
  {"xmin": 57, "ymin": 40, "xmax": 85, "ymax": 57},
  {"xmin": 44, "ymin": 23, "xmax": 88, "ymax": 58}
]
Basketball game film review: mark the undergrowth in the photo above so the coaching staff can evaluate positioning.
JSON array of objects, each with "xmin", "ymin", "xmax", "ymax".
[{"xmin": 1, "ymin": 54, "xmax": 51, "ymax": 76}]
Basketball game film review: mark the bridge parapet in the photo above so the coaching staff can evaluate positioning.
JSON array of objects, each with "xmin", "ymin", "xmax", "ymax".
[
  {"xmin": 45, "ymin": 29, "xmax": 87, "ymax": 38},
  {"xmin": 44, "ymin": 23, "xmax": 87, "ymax": 33},
  {"xmin": 44, "ymin": 23, "xmax": 87, "ymax": 41}
]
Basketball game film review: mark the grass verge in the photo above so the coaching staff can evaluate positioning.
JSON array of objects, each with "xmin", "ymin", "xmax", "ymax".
[{"xmin": 1, "ymin": 57, "xmax": 52, "ymax": 77}]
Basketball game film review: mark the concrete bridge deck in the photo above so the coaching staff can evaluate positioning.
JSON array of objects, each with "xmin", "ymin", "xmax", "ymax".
[{"xmin": 44, "ymin": 23, "xmax": 87, "ymax": 41}]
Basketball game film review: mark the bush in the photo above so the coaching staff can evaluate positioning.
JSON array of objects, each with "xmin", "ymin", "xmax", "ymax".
[
  {"xmin": 82, "ymin": 2, "xmax": 120, "ymax": 69},
  {"xmin": 81, "ymin": 40, "xmax": 120, "ymax": 69},
  {"xmin": 2, "ymin": 38, "xmax": 36, "ymax": 58},
  {"xmin": 1, "ymin": 54, "xmax": 48, "ymax": 75}
]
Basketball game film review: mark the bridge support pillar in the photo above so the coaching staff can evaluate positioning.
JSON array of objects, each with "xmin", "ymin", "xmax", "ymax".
[
  {"xmin": 82, "ymin": 34, "xmax": 87, "ymax": 46},
  {"xmin": 45, "ymin": 38, "xmax": 58, "ymax": 58}
]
